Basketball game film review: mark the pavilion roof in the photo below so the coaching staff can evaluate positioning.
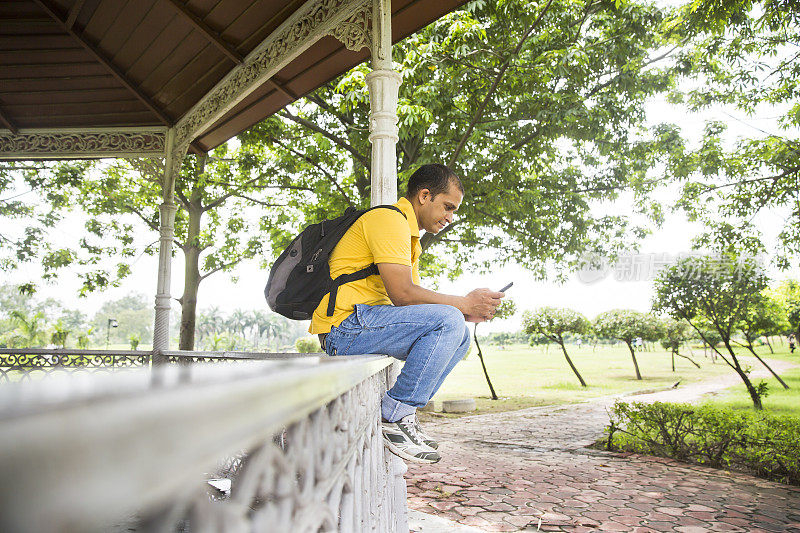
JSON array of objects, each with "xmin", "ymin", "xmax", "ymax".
[{"xmin": 1, "ymin": 0, "xmax": 466, "ymax": 155}]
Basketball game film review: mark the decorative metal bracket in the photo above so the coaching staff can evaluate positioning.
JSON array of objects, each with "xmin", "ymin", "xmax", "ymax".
[
  {"xmin": 175, "ymin": 0, "xmax": 371, "ymax": 149},
  {"xmin": 328, "ymin": 3, "xmax": 372, "ymax": 52},
  {"xmin": 0, "ymin": 128, "xmax": 167, "ymax": 160}
]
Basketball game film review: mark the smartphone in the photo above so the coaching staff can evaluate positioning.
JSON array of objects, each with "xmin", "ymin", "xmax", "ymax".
[{"xmin": 499, "ymin": 282, "xmax": 513, "ymax": 293}]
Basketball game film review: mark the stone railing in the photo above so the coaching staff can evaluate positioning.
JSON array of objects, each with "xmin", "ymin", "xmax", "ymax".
[{"xmin": 0, "ymin": 354, "xmax": 408, "ymax": 532}]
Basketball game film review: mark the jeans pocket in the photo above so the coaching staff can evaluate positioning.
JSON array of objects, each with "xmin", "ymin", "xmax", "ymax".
[
  {"xmin": 326, "ymin": 324, "xmax": 358, "ymax": 355},
  {"xmin": 353, "ymin": 303, "xmax": 384, "ymax": 328}
]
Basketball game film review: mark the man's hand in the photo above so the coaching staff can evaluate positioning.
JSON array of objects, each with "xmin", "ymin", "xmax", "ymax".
[
  {"xmin": 463, "ymin": 288, "xmax": 503, "ymax": 322},
  {"xmin": 377, "ymin": 263, "xmax": 505, "ymax": 320}
]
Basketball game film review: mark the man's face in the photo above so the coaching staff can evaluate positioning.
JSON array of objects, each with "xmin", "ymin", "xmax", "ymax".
[{"xmin": 417, "ymin": 182, "xmax": 463, "ymax": 234}]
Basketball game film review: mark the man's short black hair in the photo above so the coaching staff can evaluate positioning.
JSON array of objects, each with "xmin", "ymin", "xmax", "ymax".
[{"xmin": 405, "ymin": 164, "xmax": 464, "ymax": 199}]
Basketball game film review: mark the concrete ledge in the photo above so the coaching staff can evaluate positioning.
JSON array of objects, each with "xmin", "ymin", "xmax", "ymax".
[{"xmin": 442, "ymin": 399, "xmax": 476, "ymax": 413}]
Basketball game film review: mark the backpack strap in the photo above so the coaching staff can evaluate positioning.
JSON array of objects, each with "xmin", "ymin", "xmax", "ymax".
[
  {"xmin": 326, "ymin": 205, "xmax": 407, "ymax": 317},
  {"xmin": 327, "ymin": 264, "xmax": 379, "ymax": 316}
]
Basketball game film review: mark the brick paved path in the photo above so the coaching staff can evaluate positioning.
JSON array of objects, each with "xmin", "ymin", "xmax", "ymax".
[{"xmin": 407, "ymin": 362, "xmax": 800, "ymax": 532}]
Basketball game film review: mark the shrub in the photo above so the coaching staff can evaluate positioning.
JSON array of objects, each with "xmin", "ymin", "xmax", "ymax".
[
  {"xmin": 295, "ymin": 337, "xmax": 320, "ymax": 353},
  {"xmin": 604, "ymin": 401, "xmax": 800, "ymax": 485}
]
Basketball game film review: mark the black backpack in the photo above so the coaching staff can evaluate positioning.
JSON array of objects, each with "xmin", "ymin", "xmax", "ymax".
[{"xmin": 265, "ymin": 205, "xmax": 406, "ymax": 320}]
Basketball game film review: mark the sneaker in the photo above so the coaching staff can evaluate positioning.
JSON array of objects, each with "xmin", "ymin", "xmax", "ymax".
[
  {"xmin": 381, "ymin": 414, "xmax": 441, "ymax": 464},
  {"xmin": 413, "ymin": 418, "xmax": 439, "ymax": 450}
]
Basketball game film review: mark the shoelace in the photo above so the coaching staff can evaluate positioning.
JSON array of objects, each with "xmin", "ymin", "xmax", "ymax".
[{"xmin": 398, "ymin": 418, "xmax": 424, "ymax": 445}]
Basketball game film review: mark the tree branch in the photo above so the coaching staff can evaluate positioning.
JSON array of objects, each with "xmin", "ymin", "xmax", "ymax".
[
  {"xmin": 199, "ymin": 259, "xmax": 241, "ymax": 282},
  {"xmin": 203, "ymin": 177, "xmax": 314, "ymax": 192},
  {"xmin": 123, "ymin": 204, "xmax": 160, "ymax": 232},
  {"xmin": 419, "ymin": 219, "xmax": 463, "ymax": 251},
  {"xmin": 449, "ymin": 0, "xmax": 556, "ymax": 167},
  {"xmin": 229, "ymin": 194, "xmax": 287, "ymax": 208},
  {"xmin": 585, "ymin": 45, "xmax": 681, "ymax": 99},
  {"xmin": 279, "ymin": 110, "xmax": 370, "ymax": 171},
  {"xmin": 696, "ymin": 165, "xmax": 800, "ymax": 194},
  {"xmin": 203, "ymin": 172, "xmax": 270, "ymax": 212},
  {"xmin": 272, "ymin": 138, "xmax": 355, "ymax": 207},
  {"xmin": 306, "ymin": 92, "xmax": 358, "ymax": 130},
  {"xmin": 174, "ymin": 186, "xmax": 190, "ymax": 209}
]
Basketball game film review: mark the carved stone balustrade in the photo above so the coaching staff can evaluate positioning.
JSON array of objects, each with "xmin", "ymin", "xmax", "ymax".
[{"xmin": 0, "ymin": 354, "xmax": 408, "ymax": 532}]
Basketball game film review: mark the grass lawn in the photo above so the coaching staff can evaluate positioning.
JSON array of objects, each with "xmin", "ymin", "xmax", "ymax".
[
  {"xmin": 426, "ymin": 341, "xmax": 798, "ymax": 418},
  {"xmin": 697, "ymin": 346, "xmax": 800, "ymax": 417}
]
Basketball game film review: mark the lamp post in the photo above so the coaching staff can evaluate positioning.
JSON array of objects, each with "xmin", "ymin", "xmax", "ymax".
[{"xmin": 106, "ymin": 318, "xmax": 118, "ymax": 349}]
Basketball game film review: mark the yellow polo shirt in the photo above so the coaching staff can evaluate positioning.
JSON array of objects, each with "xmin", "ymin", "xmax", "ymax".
[{"xmin": 309, "ymin": 197, "xmax": 422, "ymax": 334}]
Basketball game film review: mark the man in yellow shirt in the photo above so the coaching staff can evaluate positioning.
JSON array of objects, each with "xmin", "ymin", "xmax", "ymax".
[{"xmin": 312, "ymin": 164, "xmax": 504, "ymax": 463}]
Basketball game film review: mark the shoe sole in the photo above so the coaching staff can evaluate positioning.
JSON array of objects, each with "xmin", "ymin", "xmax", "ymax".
[{"xmin": 383, "ymin": 437, "xmax": 440, "ymax": 464}]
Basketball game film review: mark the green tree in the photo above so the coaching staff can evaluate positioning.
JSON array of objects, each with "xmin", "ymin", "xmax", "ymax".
[
  {"xmin": 594, "ymin": 309, "xmax": 654, "ymax": 380},
  {"xmin": 90, "ymin": 294, "xmax": 153, "ymax": 347},
  {"xmin": 239, "ymin": 0, "xmax": 680, "ymax": 280},
  {"xmin": 653, "ymin": 254, "xmax": 770, "ymax": 409},
  {"xmin": 659, "ymin": 317, "xmax": 700, "ymax": 371},
  {"xmin": 0, "ymin": 163, "xmax": 71, "ymax": 276},
  {"xmin": 736, "ymin": 294, "xmax": 790, "ymax": 388},
  {"xmin": 8, "ymin": 310, "xmax": 48, "ymax": 348},
  {"xmin": 665, "ymin": 1, "xmax": 800, "ymax": 267},
  {"xmin": 641, "ymin": 313, "xmax": 665, "ymax": 351},
  {"xmin": 739, "ymin": 293, "xmax": 790, "ymax": 355},
  {"xmin": 295, "ymin": 337, "xmax": 320, "ymax": 353},
  {"xmin": 49, "ymin": 319, "xmax": 70, "ymax": 349},
  {"xmin": 772, "ymin": 280, "xmax": 800, "ymax": 342},
  {"xmin": 523, "ymin": 307, "xmax": 591, "ymax": 387},
  {"xmin": 36, "ymin": 147, "xmax": 285, "ymax": 350}
]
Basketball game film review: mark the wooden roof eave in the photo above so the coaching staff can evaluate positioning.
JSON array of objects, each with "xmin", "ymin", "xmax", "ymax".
[
  {"xmin": 0, "ymin": 0, "xmax": 374, "ymax": 162},
  {"xmin": 172, "ymin": 0, "xmax": 373, "ymax": 154}
]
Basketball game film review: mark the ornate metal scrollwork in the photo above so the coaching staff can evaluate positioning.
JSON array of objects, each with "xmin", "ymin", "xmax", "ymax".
[
  {"xmin": 329, "ymin": 4, "xmax": 372, "ymax": 51},
  {"xmin": 175, "ymin": 0, "xmax": 369, "ymax": 148},
  {"xmin": 0, "ymin": 130, "xmax": 166, "ymax": 159},
  {"xmin": 0, "ymin": 350, "xmax": 151, "ymax": 382}
]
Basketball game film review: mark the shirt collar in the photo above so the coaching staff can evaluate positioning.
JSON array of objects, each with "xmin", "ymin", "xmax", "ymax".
[{"xmin": 394, "ymin": 196, "xmax": 420, "ymax": 239}]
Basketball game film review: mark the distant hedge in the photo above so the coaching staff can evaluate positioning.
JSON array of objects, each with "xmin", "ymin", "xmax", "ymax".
[{"xmin": 602, "ymin": 401, "xmax": 800, "ymax": 486}]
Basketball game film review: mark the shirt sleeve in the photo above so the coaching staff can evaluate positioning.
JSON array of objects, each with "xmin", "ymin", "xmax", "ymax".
[{"xmin": 363, "ymin": 210, "xmax": 412, "ymax": 266}]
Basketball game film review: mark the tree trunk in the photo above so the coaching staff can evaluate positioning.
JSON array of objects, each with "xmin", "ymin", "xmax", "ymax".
[
  {"xmin": 765, "ymin": 336, "xmax": 774, "ymax": 354},
  {"xmin": 473, "ymin": 324, "xmax": 498, "ymax": 400},
  {"xmin": 625, "ymin": 341, "xmax": 642, "ymax": 380},
  {"xmin": 178, "ymin": 202, "xmax": 203, "ymax": 351},
  {"xmin": 559, "ymin": 341, "xmax": 587, "ymax": 387},
  {"xmin": 675, "ymin": 350, "xmax": 701, "ymax": 369},
  {"xmin": 723, "ymin": 339, "xmax": 763, "ymax": 410},
  {"xmin": 750, "ymin": 351, "xmax": 790, "ymax": 389},
  {"xmin": 734, "ymin": 363, "xmax": 763, "ymax": 410},
  {"xmin": 671, "ymin": 350, "xmax": 675, "ymax": 372}
]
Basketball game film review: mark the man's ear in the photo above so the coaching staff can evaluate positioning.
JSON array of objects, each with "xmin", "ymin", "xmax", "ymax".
[{"xmin": 418, "ymin": 188, "xmax": 431, "ymax": 205}]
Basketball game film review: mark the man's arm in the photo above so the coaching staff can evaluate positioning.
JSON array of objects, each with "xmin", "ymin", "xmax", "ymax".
[{"xmin": 377, "ymin": 262, "xmax": 503, "ymax": 322}]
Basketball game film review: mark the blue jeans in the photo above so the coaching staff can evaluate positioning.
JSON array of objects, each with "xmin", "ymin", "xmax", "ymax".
[{"xmin": 324, "ymin": 303, "xmax": 471, "ymax": 422}]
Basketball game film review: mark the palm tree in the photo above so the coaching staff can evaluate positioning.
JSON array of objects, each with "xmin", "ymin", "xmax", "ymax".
[
  {"xmin": 228, "ymin": 309, "xmax": 250, "ymax": 338},
  {"xmin": 10, "ymin": 311, "xmax": 47, "ymax": 347}
]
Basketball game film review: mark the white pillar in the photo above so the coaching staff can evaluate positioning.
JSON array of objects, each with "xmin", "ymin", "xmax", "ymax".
[
  {"xmin": 367, "ymin": 0, "xmax": 401, "ymax": 207},
  {"xmin": 367, "ymin": 6, "xmax": 408, "ymax": 531},
  {"xmin": 152, "ymin": 130, "xmax": 183, "ymax": 355}
]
